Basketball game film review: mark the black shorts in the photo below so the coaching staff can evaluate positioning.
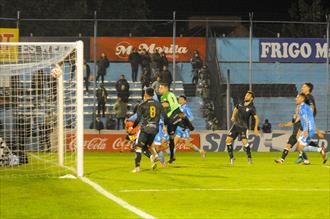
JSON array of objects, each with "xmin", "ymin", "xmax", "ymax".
[
  {"xmin": 167, "ymin": 108, "xmax": 182, "ymax": 136},
  {"xmin": 136, "ymin": 131, "xmax": 156, "ymax": 148},
  {"xmin": 292, "ymin": 121, "xmax": 302, "ymax": 136},
  {"xmin": 228, "ymin": 124, "xmax": 248, "ymax": 140}
]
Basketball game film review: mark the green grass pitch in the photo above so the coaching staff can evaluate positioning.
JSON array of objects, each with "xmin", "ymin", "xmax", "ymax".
[{"xmin": 1, "ymin": 152, "xmax": 329, "ymax": 219}]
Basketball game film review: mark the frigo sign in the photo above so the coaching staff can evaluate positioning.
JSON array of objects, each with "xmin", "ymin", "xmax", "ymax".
[
  {"xmin": 259, "ymin": 38, "xmax": 329, "ymax": 63},
  {"xmin": 200, "ymin": 131, "xmax": 330, "ymax": 152}
]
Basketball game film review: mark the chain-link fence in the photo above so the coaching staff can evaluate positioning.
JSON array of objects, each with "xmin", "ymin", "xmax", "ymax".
[{"xmin": 1, "ymin": 14, "xmax": 329, "ymax": 131}]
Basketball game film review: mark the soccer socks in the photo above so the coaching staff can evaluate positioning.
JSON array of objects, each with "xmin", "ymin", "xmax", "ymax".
[
  {"xmin": 185, "ymin": 140, "xmax": 200, "ymax": 152},
  {"xmin": 281, "ymin": 149, "xmax": 289, "ymax": 160},
  {"xmin": 193, "ymin": 145, "xmax": 201, "ymax": 152},
  {"xmin": 304, "ymin": 146, "xmax": 321, "ymax": 153},
  {"xmin": 135, "ymin": 151, "xmax": 142, "ymax": 167},
  {"xmin": 301, "ymin": 151, "xmax": 309, "ymax": 160},
  {"xmin": 143, "ymin": 149, "xmax": 151, "ymax": 158},
  {"xmin": 227, "ymin": 144, "xmax": 234, "ymax": 159},
  {"xmin": 244, "ymin": 144, "xmax": 252, "ymax": 158},
  {"xmin": 169, "ymin": 138, "xmax": 175, "ymax": 160},
  {"xmin": 158, "ymin": 151, "xmax": 165, "ymax": 164}
]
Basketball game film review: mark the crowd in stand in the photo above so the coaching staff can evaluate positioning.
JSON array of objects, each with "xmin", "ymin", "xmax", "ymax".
[
  {"xmin": 90, "ymin": 48, "xmax": 172, "ymax": 131},
  {"xmin": 90, "ymin": 49, "xmax": 224, "ymax": 131}
]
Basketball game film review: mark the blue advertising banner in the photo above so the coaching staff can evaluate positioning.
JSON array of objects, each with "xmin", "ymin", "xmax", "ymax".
[{"xmin": 259, "ymin": 38, "xmax": 329, "ymax": 63}]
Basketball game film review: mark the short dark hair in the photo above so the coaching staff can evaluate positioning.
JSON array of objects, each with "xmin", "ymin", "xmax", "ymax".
[
  {"xmin": 298, "ymin": 92, "xmax": 306, "ymax": 99},
  {"xmin": 159, "ymin": 82, "xmax": 169, "ymax": 87},
  {"xmin": 179, "ymin": 95, "xmax": 187, "ymax": 101},
  {"xmin": 247, "ymin": 90, "xmax": 255, "ymax": 99},
  {"xmin": 145, "ymin": 87, "xmax": 154, "ymax": 97},
  {"xmin": 304, "ymin": 83, "xmax": 313, "ymax": 92}
]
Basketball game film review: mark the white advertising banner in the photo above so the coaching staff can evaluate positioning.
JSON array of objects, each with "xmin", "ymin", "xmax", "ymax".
[{"xmin": 200, "ymin": 131, "xmax": 330, "ymax": 152}]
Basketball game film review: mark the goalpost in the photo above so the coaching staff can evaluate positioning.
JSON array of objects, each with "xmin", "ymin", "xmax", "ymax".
[{"xmin": 0, "ymin": 41, "xmax": 84, "ymax": 177}]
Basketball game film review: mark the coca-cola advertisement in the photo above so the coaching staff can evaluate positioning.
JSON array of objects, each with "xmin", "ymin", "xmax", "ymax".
[
  {"xmin": 90, "ymin": 37, "xmax": 206, "ymax": 62},
  {"xmin": 67, "ymin": 132, "xmax": 200, "ymax": 152}
]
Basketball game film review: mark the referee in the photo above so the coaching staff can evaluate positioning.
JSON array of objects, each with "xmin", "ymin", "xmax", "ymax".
[{"xmin": 158, "ymin": 83, "xmax": 182, "ymax": 163}]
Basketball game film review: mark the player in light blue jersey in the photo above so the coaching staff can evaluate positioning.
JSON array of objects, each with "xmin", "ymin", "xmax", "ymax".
[
  {"xmin": 152, "ymin": 119, "xmax": 170, "ymax": 166},
  {"xmin": 295, "ymin": 93, "xmax": 316, "ymax": 165},
  {"xmin": 174, "ymin": 95, "xmax": 206, "ymax": 159}
]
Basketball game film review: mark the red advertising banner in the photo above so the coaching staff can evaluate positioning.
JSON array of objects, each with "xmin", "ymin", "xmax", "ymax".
[
  {"xmin": 67, "ymin": 132, "xmax": 200, "ymax": 152},
  {"xmin": 90, "ymin": 37, "xmax": 206, "ymax": 62}
]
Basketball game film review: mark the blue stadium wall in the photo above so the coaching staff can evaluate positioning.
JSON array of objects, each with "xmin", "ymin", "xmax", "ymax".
[{"xmin": 216, "ymin": 38, "xmax": 329, "ymax": 131}]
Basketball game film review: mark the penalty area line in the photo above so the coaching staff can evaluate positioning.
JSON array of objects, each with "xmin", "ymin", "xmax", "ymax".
[
  {"xmin": 29, "ymin": 154, "xmax": 156, "ymax": 219},
  {"xmin": 80, "ymin": 177, "xmax": 157, "ymax": 219},
  {"xmin": 119, "ymin": 188, "xmax": 330, "ymax": 193}
]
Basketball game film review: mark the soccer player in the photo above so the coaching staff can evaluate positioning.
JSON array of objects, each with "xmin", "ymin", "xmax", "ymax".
[
  {"xmin": 295, "ymin": 83, "xmax": 327, "ymax": 163},
  {"xmin": 132, "ymin": 87, "xmax": 168, "ymax": 173},
  {"xmin": 125, "ymin": 114, "xmax": 153, "ymax": 158},
  {"xmin": 275, "ymin": 105, "xmax": 302, "ymax": 163},
  {"xmin": 174, "ymin": 95, "xmax": 206, "ymax": 158},
  {"xmin": 226, "ymin": 91, "xmax": 259, "ymax": 164},
  {"xmin": 294, "ymin": 93, "xmax": 316, "ymax": 164},
  {"xmin": 152, "ymin": 120, "xmax": 170, "ymax": 166},
  {"xmin": 159, "ymin": 83, "xmax": 182, "ymax": 163},
  {"xmin": 275, "ymin": 83, "xmax": 327, "ymax": 164}
]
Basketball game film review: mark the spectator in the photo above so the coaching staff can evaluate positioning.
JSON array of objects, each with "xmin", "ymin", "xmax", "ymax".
[
  {"xmin": 150, "ymin": 49, "xmax": 162, "ymax": 76},
  {"xmin": 199, "ymin": 65, "xmax": 211, "ymax": 84},
  {"xmin": 114, "ymin": 97, "xmax": 127, "ymax": 130},
  {"xmin": 140, "ymin": 70, "xmax": 151, "ymax": 99},
  {"xmin": 128, "ymin": 48, "xmax": 140, "ymax": 82},
  {"xmin": 89, "ymin": 116, "xmax": 104, "ymax": 134},
  {"xmin": 190, "ymin": 50, "xmax": 203, "ymax": 85},
  {"xmin": 262, "ymin": 119, "xmax": 272, "ymax": 133},
  {"xmin": 160, "ymin": 51, "xmax": 168, "ymax": 69},
  {"xmin": 151, "ymin": 74, "xmax": 161, "ymax": 100},
  {"xmin": 116, "ymin": 74, "xmax": 130, "ymax": 103},
  {"xmin": 96, "ymin": 53, "xmax": 110, "ymax": 84},
  {"xmin": 160, "ymin": 65, "xmax": 172, "ymax": 88},
  {"xmin": 96, "ymin": 84, "xmax": 108, "ymax": 117},
  {"xmin": 83, "ymin": 59, "xmax": 91, "ymax": 92},
  {"xmin": 105, "ymin": 114, "xmax": 117, "ymax": 130},
  {"xmin": 140, "ymin": 49, "xmax": 151, "ymax": 77}
]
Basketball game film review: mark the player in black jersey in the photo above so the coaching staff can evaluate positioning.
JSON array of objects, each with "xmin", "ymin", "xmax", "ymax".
[
  {"xmin": 226, "ymin": 91, "xmax": 260, "ymax": 165},
  {"xmin": 132, "ymin": 87, "xmax": 168, "ymax": 172}
]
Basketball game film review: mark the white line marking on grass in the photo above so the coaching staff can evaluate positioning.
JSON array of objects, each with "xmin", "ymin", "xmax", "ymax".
[
  {"xmin": 119, "ymin": 188, "xmax": 330, "ymax": 193},
  {"xmin": 81, "ymin": 177, "xmax": 157, "ymax": 219},
  {"xmin": 30, "ymin": 154, "xmax": 156, "ymax": 219},
  {"xmin": 323, "ymin": 166, "xmax": 330, "ymax": 169}
]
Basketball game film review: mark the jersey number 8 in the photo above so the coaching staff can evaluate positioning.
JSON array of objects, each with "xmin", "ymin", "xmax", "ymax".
[{"xmin": 150, "ymin": 106, "xmax": 156, "ymax": 118}]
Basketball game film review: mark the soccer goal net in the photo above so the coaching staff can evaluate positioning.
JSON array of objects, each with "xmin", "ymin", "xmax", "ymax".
[{"xmin": 0, "ymin": 41, "xmax": 84, "ymax": 177}]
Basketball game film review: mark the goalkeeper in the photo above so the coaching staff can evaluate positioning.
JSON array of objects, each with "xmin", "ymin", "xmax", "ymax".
[{"xmin": 158, "ymin": 83, "xmax": 182, "ymax": 164}]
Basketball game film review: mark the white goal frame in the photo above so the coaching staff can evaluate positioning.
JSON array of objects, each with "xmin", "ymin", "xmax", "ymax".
[{"xmin": 0, "ymin": 41, "xmax": 84, "ymax": 177}]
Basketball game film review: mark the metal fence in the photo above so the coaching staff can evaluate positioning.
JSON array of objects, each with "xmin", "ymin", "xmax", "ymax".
[{"xmin": 1, "ymin": 12, "xmax": 329, "ymax": 131}]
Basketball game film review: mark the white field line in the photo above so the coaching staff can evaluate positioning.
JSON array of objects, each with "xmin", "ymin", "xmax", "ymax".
[
  {"xmin": 323, "ymin": 166, "xmax": 330, "ymax": 168},
  {"xmin": 119, "ymin": 188, "xmax": 330, "ymax": 193},
  {"xmin": 81, "ymin": 177, "xmax": 157, "ymax": 219},
  {"xmin": 29, "ymin": 153, "xmax": 157, "ymax": 219}
]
